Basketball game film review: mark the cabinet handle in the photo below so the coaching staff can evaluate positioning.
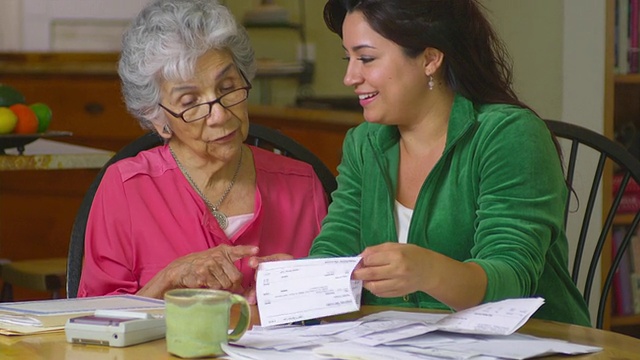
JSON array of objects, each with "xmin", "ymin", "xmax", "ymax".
[{"xmin": 84, "ymin": 102, "xmax": 104, "ymax": 115}]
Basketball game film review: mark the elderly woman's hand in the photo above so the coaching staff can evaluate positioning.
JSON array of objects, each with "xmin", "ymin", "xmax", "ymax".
[{"xmin": 137, "ymin": 244, "xmax": 259, "ymax": 298}]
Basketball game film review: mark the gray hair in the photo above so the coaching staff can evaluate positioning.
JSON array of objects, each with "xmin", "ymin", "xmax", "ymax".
[{"xmin": 119, "ymin": 0, "xmax": 256, "ymax": 130}]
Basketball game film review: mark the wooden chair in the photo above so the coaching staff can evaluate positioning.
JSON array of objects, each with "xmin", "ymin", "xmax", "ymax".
[
  {"xmin": 544, "ymin": 119, "xmax": 640, "ymax": 329},
  {"xmin": 0, "ymin": 258, "xmax": 66, "ymax": 301},
  {"xmin": 65, "ymin": 123, "xmax": 337, "ymax": 298}
]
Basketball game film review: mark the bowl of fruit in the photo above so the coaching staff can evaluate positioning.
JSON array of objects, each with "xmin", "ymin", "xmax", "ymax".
[{"xmin": 0, "ymin": 83, "xmax": 72, "ymax": 154}]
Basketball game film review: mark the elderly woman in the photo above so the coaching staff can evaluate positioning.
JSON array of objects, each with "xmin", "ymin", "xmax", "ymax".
[{"xmin": 77, "ymin": 0, "xmax": 328, "ymax": 301}]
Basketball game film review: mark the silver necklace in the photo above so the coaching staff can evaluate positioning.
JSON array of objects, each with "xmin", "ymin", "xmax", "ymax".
[{"xmin": 169, "ymin": 146, "xmax": 243, "ymax": 230}]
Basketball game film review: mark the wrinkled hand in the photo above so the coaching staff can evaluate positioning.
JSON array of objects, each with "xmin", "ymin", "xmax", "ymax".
[
  {"xmin": 353, "ymin": 243, "xmax": 430, "ymax": 298},
  {"xmin": 140, "ymin": 244, "xmax": 258, "ymax": 298},
  {"xmin": 243, "ymin": 253, "xmax": 294, "ymax": 304}
]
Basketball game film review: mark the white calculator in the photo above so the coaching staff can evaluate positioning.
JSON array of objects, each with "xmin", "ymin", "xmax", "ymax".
[{"xmin": 65, "ymin": 310, "xmax": 165, "ymax": 347}]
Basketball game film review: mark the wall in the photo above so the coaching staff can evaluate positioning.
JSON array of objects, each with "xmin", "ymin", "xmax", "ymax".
[
  {"xmin": 0, "ymin": 1, "xmax": 581, "ymax": 114},
  {"xmin": 0, "ymin": 0, "xmax": 22, "ymax": 51},
  {"xmin": 562, "ymin": 0, "xmax": 606, "ymax": 325},
  {"xmin": 481, "ymin": 0, "xmax": 564, "ymax": 120},
  {"xmin": 20, "ymin": 0, "xmax": 146, "ymax": 51}
]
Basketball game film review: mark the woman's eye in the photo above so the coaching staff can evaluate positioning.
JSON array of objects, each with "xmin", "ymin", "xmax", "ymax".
[
  {"xmin": 358, "ymin": 56, "xmax": 374, "ymax": 64},
  {"xmin": 180, "ymin": 97, "xmax": 198, "ymax": 108},
  {"xmin": 341, "ymin": 56, "xmax": 350, "ymax": 61},
  {"xmin": 219, "ymin": 85, "xmax": 235, "ymax": 94}
]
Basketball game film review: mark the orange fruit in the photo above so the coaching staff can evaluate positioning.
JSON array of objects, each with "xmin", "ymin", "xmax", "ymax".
[{"xmin": 10, "ymin": 103, "xmax": 39, "ymax": 134}]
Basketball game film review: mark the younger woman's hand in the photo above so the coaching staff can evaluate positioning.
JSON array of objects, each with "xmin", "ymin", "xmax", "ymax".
[
  {"xmin": 244, "ymin": 253, "xmax": 294, "ymax": 304},
  {"xmin": 353, "ymin": 243, "xmax": 430, "ymax": 298}
]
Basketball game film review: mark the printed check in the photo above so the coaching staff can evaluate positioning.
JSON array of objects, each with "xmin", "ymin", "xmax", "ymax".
[{"xmin": 256, "ymin": 257, "xmax": 363, "ymax": 327}]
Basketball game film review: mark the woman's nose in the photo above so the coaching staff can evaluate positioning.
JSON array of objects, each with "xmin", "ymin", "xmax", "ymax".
[
  {"xmin": 343, "ymin": 62, "xmax": 362, "ymax": 87},
  {"xmin": 205, "ymin": 102, "xmax": 231, "ymax": 125}
]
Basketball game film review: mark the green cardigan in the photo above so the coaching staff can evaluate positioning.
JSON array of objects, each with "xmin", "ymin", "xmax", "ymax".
[{"xmin": 309, "ymin": 95, "xmax": 591, "ymax": 326}]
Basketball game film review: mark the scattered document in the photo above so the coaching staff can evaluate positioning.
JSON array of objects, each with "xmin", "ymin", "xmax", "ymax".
[
  {"xmin": 361, "ymin": 297, "xmax": 545, "ymax": 336},
  {"xmin": 0, "ymin": 295, "xmax": 164, "ymax": 335},
  {"xmin": 256, "ymin": 256, "xmax": 362, "ymax": 326},
  {"xmin": 225, "ymin": 298, "xmax": 602, "ymax": 360}
]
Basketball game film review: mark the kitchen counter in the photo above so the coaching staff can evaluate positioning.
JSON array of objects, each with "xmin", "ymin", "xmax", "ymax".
[{"xmin": 0, "ymin": 139, "xmax": 114, "ymax": 171}]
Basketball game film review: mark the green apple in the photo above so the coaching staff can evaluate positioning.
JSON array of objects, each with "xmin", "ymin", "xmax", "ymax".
[
  {"xmin": 0, "ymin": 107, "xmax": 18, "ymax": 134},
  {"xmin": 29, "ymin": 103, "xmax": 52, "ymax": 133}
]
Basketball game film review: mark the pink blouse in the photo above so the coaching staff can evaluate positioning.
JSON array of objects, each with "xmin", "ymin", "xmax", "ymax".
[{"xmin": 78, "ymin": 145, "xmax": 328, "ymax": 297}]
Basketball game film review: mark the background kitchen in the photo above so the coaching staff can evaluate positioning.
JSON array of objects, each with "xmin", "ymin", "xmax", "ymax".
[{"xmin": 0, "ymin": 0, "xmax": 616, "ymax": 332}]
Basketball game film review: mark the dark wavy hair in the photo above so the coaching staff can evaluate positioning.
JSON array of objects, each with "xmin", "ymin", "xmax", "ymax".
[
  {"xmin": 324, "ymin": 0, "xmax": 571, "ymax": 189},
  {"xmin": 323, "ymin": 0, "xmax": 528, "ymax": 110}
]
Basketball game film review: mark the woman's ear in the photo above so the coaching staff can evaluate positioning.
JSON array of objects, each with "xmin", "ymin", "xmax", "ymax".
[
  {"xmin": 423, "ymin": 47, "xmax": 445, "ymax": 76},
  {"xmin": 153, "ymin": 122, "xmax": 172, "ymax": 139}
]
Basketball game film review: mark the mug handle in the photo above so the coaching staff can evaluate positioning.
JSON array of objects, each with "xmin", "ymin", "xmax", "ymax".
[{"xmin": 228, "ymin": 294, "xmax": 251, "ymax": 342}]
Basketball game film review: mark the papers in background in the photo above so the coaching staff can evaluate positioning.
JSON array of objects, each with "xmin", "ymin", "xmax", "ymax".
[
  {"xmin": 256, "ymin": 256, "xmax": 362, "ymax": 326},
  {"xmin": 224, "ymin": 298, "xmax": 602, "ymax": 360},
  {"xmin": 0, "ymin": 295, "xmax": 164, "ymax": 335}
]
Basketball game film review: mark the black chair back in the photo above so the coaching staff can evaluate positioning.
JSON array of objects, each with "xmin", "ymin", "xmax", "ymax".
[{"xmin": 545, "ymin": 119, "xmax": 640, "ymax": 329}]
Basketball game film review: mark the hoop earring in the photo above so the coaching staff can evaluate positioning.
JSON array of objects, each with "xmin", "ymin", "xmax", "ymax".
[
  {"xmin": 428, "ymin": 75, "xmax": 435, "ymax": 91},
  {"xmin": 162, "ymin": 124, "xmax": 172, "ymax": 134}
]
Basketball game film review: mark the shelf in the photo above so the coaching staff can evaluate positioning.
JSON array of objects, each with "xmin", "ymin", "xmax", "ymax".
[
  {"xmin": 614, "ymin": 73, "xmax": 640, "ymax": 84},
  {"xmin": 614, "ymin": 213, "xmax": 637, "ymax": 225},
  {"xmin": 611, "ymin": 313, "xmax": 640, "ymax": 327}
]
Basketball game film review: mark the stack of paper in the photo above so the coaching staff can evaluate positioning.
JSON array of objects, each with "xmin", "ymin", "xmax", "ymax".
[
  {"xmin": 0, "ymin": 295, "xmax": 164, "ymax": 335},
  {"xmin": 222, "ymin": 298, "xmax": 602, "ymax": 360}
]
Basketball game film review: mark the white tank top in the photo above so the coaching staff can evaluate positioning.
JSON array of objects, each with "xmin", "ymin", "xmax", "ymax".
[{"xmin": 394, "ymin": 200, "xmax": 414, "ymax": 244}]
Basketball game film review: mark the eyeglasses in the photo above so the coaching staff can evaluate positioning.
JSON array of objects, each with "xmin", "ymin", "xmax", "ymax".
[{"xmin": 159, "ymin": 71, "xmax": 252, "ymax": 123}]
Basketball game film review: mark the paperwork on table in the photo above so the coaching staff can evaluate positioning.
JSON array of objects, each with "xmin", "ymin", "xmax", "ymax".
[
  {"xmin": 223, "ymin": 297, "xmax": 601, "ymax": 360},
  {"xmin": 0, "ymin": 295, "xmax": 164, "ymax": 335}
]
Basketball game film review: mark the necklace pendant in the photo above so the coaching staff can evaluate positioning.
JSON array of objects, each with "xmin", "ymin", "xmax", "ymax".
[{"xmin": 212, "ymin": 209, "xmax": 229, "ymax": 230}]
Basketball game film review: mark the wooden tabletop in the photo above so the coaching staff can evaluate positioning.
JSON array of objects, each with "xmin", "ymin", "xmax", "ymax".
[{"xmin": 0, "ymin": 305, "xmax": 638, "ymax": 359}]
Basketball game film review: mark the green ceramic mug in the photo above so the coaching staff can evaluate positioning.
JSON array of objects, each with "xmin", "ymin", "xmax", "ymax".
[{"xmin": 164, "ymin": 289, "xmax": 250, "ymax": 358}]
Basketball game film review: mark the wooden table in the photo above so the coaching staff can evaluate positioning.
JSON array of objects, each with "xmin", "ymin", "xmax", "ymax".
[{"xmin": 0, "ymin": 305, "xmax": 638, "ymax": 359}]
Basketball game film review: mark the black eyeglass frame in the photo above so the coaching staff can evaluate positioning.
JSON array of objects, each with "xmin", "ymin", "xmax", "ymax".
[{"xmin": 158, "ymin": 70, "xmax": 253, "ymax": 123}]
